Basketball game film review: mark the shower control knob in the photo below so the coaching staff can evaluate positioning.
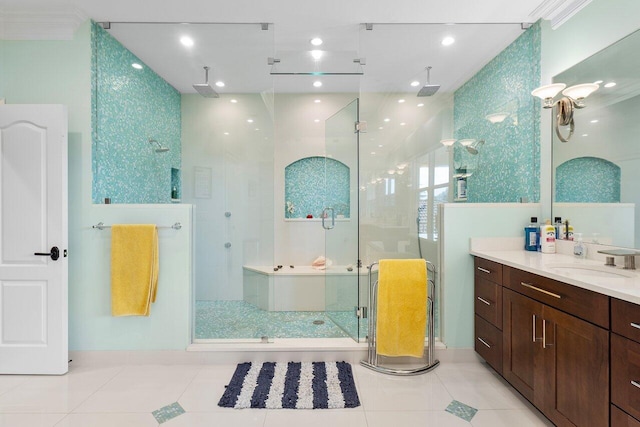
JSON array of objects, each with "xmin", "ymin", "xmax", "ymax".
[
  {"xmin": 224, "ymin": 242, "xmax": 231, "ymax": 248},
  {"xmin": 225, "ymin": 212, "xmax": 231, "ymax": 218}
]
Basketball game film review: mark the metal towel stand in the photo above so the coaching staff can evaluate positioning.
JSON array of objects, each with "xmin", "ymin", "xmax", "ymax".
[{"xmin": 360, "ymin": 260, "xmax": 440, "ymax": 375}]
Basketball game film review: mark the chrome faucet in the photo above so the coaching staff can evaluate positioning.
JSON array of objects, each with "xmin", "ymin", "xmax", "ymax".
[{"xmin": 597, "ymin": 249, "xmax": 640, "ymax": 270}]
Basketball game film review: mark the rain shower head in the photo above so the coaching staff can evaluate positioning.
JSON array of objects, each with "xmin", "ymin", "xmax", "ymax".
[
  {"xmin": 149, "ymin": 138, "xmax": 169, "ymax": 153},
  {"xmin": 417, "ymin": 66, "xmax": 441, "ymax": 97},
  {"xmin": 193, "ymin": 66, "xmax": 219, "ymax": 98},
  {"xmin": 466, "ymin": 139, "xmax": 485, "ymax": 155}
]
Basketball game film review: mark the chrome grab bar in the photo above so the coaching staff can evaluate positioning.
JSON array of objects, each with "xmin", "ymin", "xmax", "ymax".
[
  {"xmin": 321, "ymin": 207, "xmax": 335, "ymax": 230},
  {"xmin": 92, "ymin": 222, "xmax": 182, "ymax": 230}
]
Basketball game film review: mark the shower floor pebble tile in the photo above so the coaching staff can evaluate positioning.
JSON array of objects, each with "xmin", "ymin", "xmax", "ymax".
[
  {"xmin": 0, "ymin": 359, "xmax": 553, "ymax": 426},
  {"xmin": 195, "ymin": 300, "xmax": 352, "ymax": 339}
]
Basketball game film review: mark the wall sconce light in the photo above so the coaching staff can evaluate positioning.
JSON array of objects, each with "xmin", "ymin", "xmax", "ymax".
[
  {"xmin": 485, "ymin": 112, "xmax": 509, "ymax": 124},
  {"xmin": 440, "ymin": 139, "xmax": 456, "ymax": 146},
  {"xmin": 458, "ymin": 139, "xmax": 476, "ymax": 147},
  {"xmin": 531, "ymin": 82, "xmax": 599, "ymax": 142}
]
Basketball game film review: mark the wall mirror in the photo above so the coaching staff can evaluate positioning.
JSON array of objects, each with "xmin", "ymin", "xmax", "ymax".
[{"xmin": 552, "ymin": 28, "xmax": 640, "ymax": 248}]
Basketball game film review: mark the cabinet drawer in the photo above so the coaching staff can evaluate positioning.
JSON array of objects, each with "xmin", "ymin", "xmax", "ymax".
[
  {"xmin": 475, "ymin": 314, "xmax": 502, "ymax": 375},
  {"xmin": 474, "ymin": 257, "xmax": 503, "ymax": 285},
  {"xmin": 612, "ymin": 405, "xmax": 640, "ymax": 427},
  {"xmin": 475, "ymin": 276, "xmax": 502, "ymax": 329},
  {"xmin": 504, "ymin": 266, "xmax": 609, "ymax": 328},
  {"xmin": 613, "ymin": 298, "xmax": 640, "ymax": 344},
  {"xmin": 612, "ymin": 333, "xmax": 640, "ymax": 420}
]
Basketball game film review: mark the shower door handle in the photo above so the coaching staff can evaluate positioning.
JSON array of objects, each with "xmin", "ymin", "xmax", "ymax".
[{"xmin": 322, "ymin": 207, "xmax": 335, "ymax": 230}]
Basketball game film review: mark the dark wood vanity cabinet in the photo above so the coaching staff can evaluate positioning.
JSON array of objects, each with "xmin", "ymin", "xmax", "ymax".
[
  {"xmin": 611, "ymin": 298, "xmax": 640, "ymax": 425},
  {"xmin": 474, "ymin": 258, "xmax": 503, "ymax": 374},
  {"xmin": 475, "ymin": 258, "xmax": 611, "ymax": 426}
]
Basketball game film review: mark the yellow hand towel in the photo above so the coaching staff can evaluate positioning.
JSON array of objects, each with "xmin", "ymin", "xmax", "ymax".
[
  {"xmin": 111, "ymin": 224, "xmax": 159, "ymax": 317},
  {"xmin": 376, "ymin": 259, "xmax": 427, "ymax": 358}
]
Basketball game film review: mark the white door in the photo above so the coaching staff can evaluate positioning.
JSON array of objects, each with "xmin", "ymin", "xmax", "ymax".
[{"xmin": 0, "ymin": 105, "xmax": 68, "ymax": 374}]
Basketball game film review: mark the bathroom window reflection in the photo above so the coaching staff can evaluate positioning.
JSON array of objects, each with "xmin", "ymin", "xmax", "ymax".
[{"xmin": 417, "ymin": 150, "xmax": 449, "ymax": 241}]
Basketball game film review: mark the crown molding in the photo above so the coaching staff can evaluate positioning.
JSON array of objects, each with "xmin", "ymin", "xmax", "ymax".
[
  {"xmin": 0, "ymin": 6, "xmax": 87, "ymax": 40},
  {"xmin": 529, "ymin": 0, "xmax": 592, "ymax": 29}
]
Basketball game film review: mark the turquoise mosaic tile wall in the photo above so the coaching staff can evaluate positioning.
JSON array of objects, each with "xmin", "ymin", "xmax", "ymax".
[
  {"xmin": 284, "ymin": 156, "xmax": 350, "ymax": 219},
  {"xmin": 556, "ymin": 157, "xmax": 620, "ymax": 203},
  {"xmin": 91, "ymin": 22, "xmax": 181, "ymax": 204},
  {"xmin": 453, "ymin": 22, "xmax": 541, "ymax": 203}
]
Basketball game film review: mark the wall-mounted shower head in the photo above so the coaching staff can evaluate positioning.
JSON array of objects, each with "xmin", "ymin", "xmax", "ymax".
[
  {"xmin": 417, "ymin": 66, "xmax": 441, "ymax": 97},
  {"xmin": 193, "ymin": 66, "xmax": 220, "ymax": 98},
  {"xmin": 149, "ymin": 138, "xmax": 169, "ymax": 153},
  {"xmin": 466, "ymin": 139, "xmax": 485, "ymax": 155}
]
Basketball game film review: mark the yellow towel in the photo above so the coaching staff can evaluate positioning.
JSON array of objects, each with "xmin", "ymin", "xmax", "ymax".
[
  {"xmin": 376, "ymin": 259, "xmax": 427, "ymax": 358},
  {"xmin": 111, "ymin": 224, "xmax": 159, "ymax": 316}
]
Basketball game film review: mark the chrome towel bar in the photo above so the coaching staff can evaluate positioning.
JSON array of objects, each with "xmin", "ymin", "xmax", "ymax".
[{"xmin": 92, "ymin": 222, "xmax": 182, "ymax": 230}]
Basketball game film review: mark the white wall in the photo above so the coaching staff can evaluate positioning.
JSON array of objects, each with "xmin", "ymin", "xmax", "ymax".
[{"xmin": 554, "ymin": 203, "xmax": 634, "ymax": 247}]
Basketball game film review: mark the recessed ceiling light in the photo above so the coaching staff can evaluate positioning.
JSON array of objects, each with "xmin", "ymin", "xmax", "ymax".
[
  {"xmin": 314, "ymin": 119, "xmax": 320, "ymax": 123},
  {"xmin": 247, "ymin": 119, "xmax": 254, "ymax": 123},
  {"xmin": 310, "ymin": 37, "xmax": 323, "ymax": 46},
  {"xmin": 223, "ymin": 132, "xmax": 229, "ymax": 135},
  {"xmin": 417, "ymin": 103, "xmax": 424, "ymax": 107},
  {"xmin": 410, "ymin": 81, "xmax": 420, "ymax": 87},
  {"xmin": 398, "ymin": 99, "xmax": 405, "ymax": 103},
  {"xmin": 371, "ymin": 152, "xmax": 376, "ymax": 155},
  {"xmin": 215, "ymin": 81, "xmax": 225, "ymax": 87},
  {"xmin": 384, "ymin": 118, "xmax": 390, "ymax": 122},
  {"xmin": 311, "ymin": 50, "xmax": 323, "ymax": 60},
  {"xmin": 604, "ymin": 82, "xmax": 616, "ymax": 88},
  {"xmin": 442, "ymin": 36, "xmax": 455, "ymax": 46},
  {"xmin": 378, "ymin": 126, "xmax": 384, "ymax": 130},
  {"xmin": 378, "ymin": 144, "xmax": 383, "ymax": 148},
  {"xmin": 582, "ymin": 134, "xmax": 588, "ymax": 137},
  {"xmin": 255, "ymin": 128, "xmax": 260, "ymax": 131},
  {"xmin": 313, "ymin": 81, "xmax": 323, "ymax": 88},
  {"xmin": 594, "ymin": 80, "xmax": 603, "ymax": 84},
  {"xmin": 131, "ymin": 63, "xmax": 143, "ymax": 69},
  {"xmin": 180, "ymin": 36, "xmax": 194, "ymax": 47},
  {"xmin": 400, "ymin": 122, "xmax": 406, "ymax": 126},
  {"xmin": 590, "ymin": 119, "xmax": 599, "ymax": 123},
  {"xmin": 230, "ymin": 99, "xmax": 238, "ymax": 103},
  {"xmin": 314, "ymin": 99, "xmax": 321, "ymax": 103}
]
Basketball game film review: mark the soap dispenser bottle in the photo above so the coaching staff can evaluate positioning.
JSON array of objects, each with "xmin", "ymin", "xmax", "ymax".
[
  {"xmin": 524, "ymin": 217, "xmax": 538, "ymax": 251},
  {"xmin": 540, "ymin": 219, "xmax": 556, "ymax": 254},
  {"xmin": 573, "ymin": 233, "xmax": 587, "ymax": 259}
]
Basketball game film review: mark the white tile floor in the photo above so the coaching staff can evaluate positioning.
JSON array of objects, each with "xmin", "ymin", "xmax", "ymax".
[{"xmin": 0, "ymin": 358, "xmax": 554, "ymax": 427}]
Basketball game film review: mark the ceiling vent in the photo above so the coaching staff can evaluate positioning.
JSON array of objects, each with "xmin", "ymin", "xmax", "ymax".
[{"xmin": 529, "ymin": 0, "xmax": 593, "ymax": 29}]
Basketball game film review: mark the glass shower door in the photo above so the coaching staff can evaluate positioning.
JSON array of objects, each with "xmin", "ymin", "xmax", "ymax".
[{"xmin": 323, "ymin": 99, "xmax": 361, "ymax": 341}]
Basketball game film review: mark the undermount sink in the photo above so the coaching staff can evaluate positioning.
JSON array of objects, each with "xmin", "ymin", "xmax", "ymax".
[{"xmin": 545, "ymin": 262, "xmax": 636, "ymax": 279}]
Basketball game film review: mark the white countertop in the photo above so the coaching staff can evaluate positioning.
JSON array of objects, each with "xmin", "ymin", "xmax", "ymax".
[{"xmin": 470, "ymin": 238, "xmax": 640, "ymax": 305}]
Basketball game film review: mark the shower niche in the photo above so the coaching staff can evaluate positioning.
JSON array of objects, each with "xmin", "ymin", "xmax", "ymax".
[{"xmin": 284, "ymin": 156, "xmax": 350, "ymax": 220}]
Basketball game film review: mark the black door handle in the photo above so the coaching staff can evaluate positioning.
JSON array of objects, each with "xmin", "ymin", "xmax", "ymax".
[{"xmin": 34, "ymin": 246, "xmax": 60, "ymax": 261}]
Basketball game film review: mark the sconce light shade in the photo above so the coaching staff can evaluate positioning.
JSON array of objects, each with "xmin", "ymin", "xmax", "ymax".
[
  {"xmin": 459, "ymin": 139, "xmax": 475, "ymax": 147},
  {"xmin": 562, "ymin": 83, "xmax": 599, "ymax": 101},
  {"xmin": 531, "ymin": 83, "xmax": 566, "ymax": 104},
  {"xmin": 440, "ymin": 139, "xmax": 456, "ymax": 146},
  {"xmin": 486, "ymin": 113, "xmax": 508, "ymax": 124}
]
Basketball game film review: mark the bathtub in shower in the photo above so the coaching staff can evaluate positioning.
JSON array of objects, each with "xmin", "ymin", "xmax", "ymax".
[{"xmin": 242, "ymin": 265, "xmax": 371, "ymax": 312}]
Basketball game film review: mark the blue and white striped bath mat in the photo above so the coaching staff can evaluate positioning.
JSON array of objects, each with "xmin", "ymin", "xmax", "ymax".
[{"xmin": 218, "ymin": 361, "xmax": 360, "ymax": 409}]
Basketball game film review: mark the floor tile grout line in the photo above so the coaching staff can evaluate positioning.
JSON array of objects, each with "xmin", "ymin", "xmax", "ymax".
[{"xmin": 66, "ymin": 365, "xmax": 126, "ymax": 414}]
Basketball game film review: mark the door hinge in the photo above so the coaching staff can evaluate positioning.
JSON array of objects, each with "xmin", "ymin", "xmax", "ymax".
[
  {"xmin": 355, "ymin": 306, "xmax": 368, "ymax": 319},
  {"xmin": 355, "ymin": 121, "xmax": 367, "ymax": 133}
]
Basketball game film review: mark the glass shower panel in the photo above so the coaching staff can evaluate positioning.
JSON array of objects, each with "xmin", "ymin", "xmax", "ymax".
[{"xmin": 324, "ymin": 98, "xmax": 360, "ymax": 341}]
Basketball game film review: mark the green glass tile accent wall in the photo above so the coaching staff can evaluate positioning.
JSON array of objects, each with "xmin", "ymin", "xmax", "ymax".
[
  {"xmin": 91, "ymin": 22, "xmax": 181, "ymax": 204},
  {"xmin": 556, "ymin": 157, "xmax": 620, "ymax": 203},
  {"xmin": 284, "ymin": 156, "xmax": 350, "ymax": 219},
  {"xmin": 453, "ymin": 22, "xmax": 541, "ymax": 203}
]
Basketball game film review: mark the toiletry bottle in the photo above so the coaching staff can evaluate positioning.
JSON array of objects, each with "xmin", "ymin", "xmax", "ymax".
[
  {"xmin": 540, "ymin": 219, "xmax": 556, "ymax": 254},
  {"xmin": 564, "ymin": 219, "xmax": 574, "ymax": 241},
  {"xmin": 171, "ymin": 186, "xmax": 178, "ymax": 199},
  {"xmin": 573, "ymin": 233, "xmax": 587, "ymax": 259},
  {"xmin": 524, "ymin": 217, "xmax": 538, "ymax": 251},
  {"xmin": 554, "ymin": 217, "xmax": 562, "ymax": 240}
]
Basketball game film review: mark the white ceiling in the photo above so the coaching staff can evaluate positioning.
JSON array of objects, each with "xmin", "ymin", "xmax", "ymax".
[{"xmin": 1, "ymin": 0, "xmax": 553, "ymax": 95}]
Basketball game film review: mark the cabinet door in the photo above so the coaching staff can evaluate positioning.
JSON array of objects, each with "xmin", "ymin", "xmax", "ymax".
[
  {"xmin": 542, "ymin": 304, "xmax": 609, "ymax": 427},
  {"xmin": 503, "ymin": 288, "xmax": 544, "ymax": 406}
]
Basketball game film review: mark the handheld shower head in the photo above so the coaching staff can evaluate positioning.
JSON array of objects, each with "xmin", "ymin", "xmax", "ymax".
[
  {"xmin": 193, "ymin": 66, "xmax": 220, "ymax": 98},
  {"xmin": 417, "ymin": 66, "xmax": 441, "ymax": 97},
  {"xmin": 149, "ymin": 138, "xmax": 169, "ymax": 153}
]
